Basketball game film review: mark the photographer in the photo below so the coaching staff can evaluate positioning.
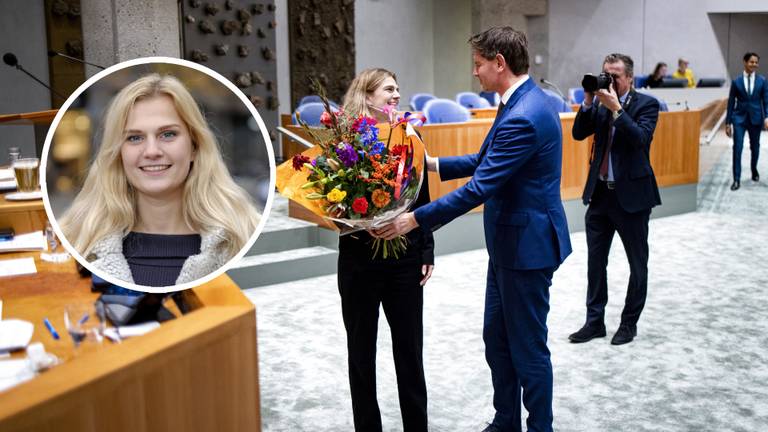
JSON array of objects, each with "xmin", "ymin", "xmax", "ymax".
[{"xmin": 569, "ymin": 53, "xmax": 661, "ymax": 346}]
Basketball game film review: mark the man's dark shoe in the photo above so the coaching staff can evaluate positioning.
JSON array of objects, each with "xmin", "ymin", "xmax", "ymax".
[
  {"xmin": 568, "ymin": 324, "xmax": 606, "ymax": 343},
  {"xmin": 731, "ymin": 181, "xmax": 740, "ymax": 191},
  {"xmin": 752, "ymin": 172, "xmax": 759, "ymax": 182},
  {"xmin": 610, "ymin": 324, "xmax": 637, "ymax": 345},
  {"xmin": 481, "ymin": 424, "xmax": 502, "ymax": 432}
]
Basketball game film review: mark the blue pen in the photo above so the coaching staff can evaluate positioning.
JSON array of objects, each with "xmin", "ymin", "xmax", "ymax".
[{"xmin": 43, "ymin": 318, "xmax": 60, "ymax": 340}]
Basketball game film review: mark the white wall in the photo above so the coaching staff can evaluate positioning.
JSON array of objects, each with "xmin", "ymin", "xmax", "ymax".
[
  {"xmin": 433, "ymin": 0, "xmax": 473, "ymax": 101},
  {"xmin": 355, "ymin": 0, "xmax": 435, "ymax": 107},
  {"xmin": 0, "ymin": 0, "xmax": 50, "ymax": 163}
]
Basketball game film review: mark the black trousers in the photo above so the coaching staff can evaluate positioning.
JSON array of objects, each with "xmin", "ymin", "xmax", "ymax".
[
  {"xmin": 585, "ymin": 181, "xmax": 651, "ymax": 327},
  {"xmin": 338, "ymin": 255, "xmax": 428, "ymax": 432}
]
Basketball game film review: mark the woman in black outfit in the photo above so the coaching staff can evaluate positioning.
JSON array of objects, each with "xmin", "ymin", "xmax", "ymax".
[
  {"xmin": 337, "ymin": 68, "xmax": 434, "ymax": 432},
  {"xmin": 646, "ymin": 62, "xmax": 668, "ymax": 88}
]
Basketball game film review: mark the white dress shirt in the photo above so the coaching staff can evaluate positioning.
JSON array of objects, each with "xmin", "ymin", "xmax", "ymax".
[{"xmin": 743, "ymin": 71, "xmax": 755, "ymax": 95}]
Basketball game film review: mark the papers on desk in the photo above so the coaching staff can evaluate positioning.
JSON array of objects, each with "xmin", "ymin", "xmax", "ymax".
[
  {"xmin": 0, "ymin": 359, "xmax": 35, "ymax": 392},
  {"xmin": 0, "ymin": 319, "xmax": 34, "ymax": 352},
  {"xmin": 103, "ymin": 321, "xmax": 161, "ymax": 342},
  {"xmin": 0, "ymin": 257, "xmax": 37, "ymax": 277},
  {"xmin": 0, "ymin": 231, "xmax": 46, "ymax": 253}
]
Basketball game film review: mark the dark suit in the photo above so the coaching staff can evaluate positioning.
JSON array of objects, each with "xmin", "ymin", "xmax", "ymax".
[
  {"xmin": 415, "ymin": 78, "xmax": 571, "ymax": 432},
  {"xmin": 572, "ymin": 90, "xmax": 661, "ymax": 329},
  {"xmin": 727, "ymin": 73, "xmax": 768, "ymax": 181},
  {"xmin": 338, "ymin": 171, "xmax": 433, "ymax": 432}
]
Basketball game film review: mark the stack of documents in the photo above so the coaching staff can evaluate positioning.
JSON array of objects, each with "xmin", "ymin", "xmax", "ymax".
[{"xmin": 0, "ymin": 231, "xmax": 46, "ymax": 253}]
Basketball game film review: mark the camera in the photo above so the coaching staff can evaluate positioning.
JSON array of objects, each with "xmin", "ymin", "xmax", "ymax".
[{"xmin": 582, "ymin": 72, "xmax": 613, "ymax": 92}]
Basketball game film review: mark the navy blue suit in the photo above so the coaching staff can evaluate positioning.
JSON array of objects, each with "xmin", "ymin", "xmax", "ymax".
[
  {"xmin": 415, "ymin": 78, "xmax": 571, "ymax": 432},
  {"xmin": 572, "ymin": 90, "xmax": 660, "ymax": 330},
  {"xmin": 727, "ymin": 73, "xmax": 768, "ymax": 181}
]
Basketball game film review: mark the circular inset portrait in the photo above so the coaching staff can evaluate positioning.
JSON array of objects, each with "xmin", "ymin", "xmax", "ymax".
[{"xmin": 42, "ymin": 57, "xmax": 275, "ymax": 293}]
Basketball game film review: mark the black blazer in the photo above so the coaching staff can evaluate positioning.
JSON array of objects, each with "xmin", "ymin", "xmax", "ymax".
[{"xmin": 572, "ymin": 90, "xmax": 662, "ymax": 213}]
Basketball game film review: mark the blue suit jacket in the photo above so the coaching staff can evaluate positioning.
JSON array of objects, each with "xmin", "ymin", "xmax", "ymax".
[
  {"xmin": 414, "ymin": 78, "xmax": 572, "ymax": 270},
  {"xmin": 727, "ymin": 74, "xmax": 768, "ymax": 127}
]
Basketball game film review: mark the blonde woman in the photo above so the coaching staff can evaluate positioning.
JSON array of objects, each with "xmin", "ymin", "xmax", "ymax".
[
  {"xmin": 59, "ymin": 74, "xmax": 260, "ymax": 287},
  {"xmin": 337, "ymin": 68, "xmax": 434, "ymax": 431}
]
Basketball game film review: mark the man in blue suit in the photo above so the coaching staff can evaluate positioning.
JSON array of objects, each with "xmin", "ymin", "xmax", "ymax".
[
  {"xmin": 726, "ymin": 52, "xmax": 768, "ymax": 191},
  {"xmin": 375, "ymin": 27, "xmax": 572, "ymax": 432}
]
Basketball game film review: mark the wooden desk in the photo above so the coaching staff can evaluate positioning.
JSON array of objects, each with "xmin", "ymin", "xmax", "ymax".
[
  {"xmin": 282, "ymin": 110, "xmax": 700, "ymax": 225},
  {"xmin": 0, "ymin": 193, "xmax": 46, "ymax": 235},
  {"xmin": 0, "ymin": 253, "xmax": 261, "ymax": 432}
]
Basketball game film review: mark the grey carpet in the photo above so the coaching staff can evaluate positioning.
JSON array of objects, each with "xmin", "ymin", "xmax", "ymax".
[{"xmin": 245, "ymin": 132, "xmax": 768, "ymax": 431}]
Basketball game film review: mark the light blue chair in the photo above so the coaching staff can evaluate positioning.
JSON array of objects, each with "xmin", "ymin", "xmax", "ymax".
[
  {"xmin": 479, "ymin": 91, "xmax": 500, "ymax": 107},
  {"xmin": 298, "ymin": 95, "xmax": 339, "ymax": 110},
  {"xmin": 456, "ymin": 92, "xmax": 491, "ymax": 109},
  {"xmin": 541, "ymin": 88, "xmax": 572, "ymax": 113},
  {"xmin": 292, "ymin": 102, "xmax": 327, "ymax": 126},
  {"xmin": 422, "ymin": 99, "xmax": 471, "ymax": 124},
  {"xmin": 410, "ymin": 93, "xmax": 436, "ymax": 111},
  {"xmin": 568, "ymin": 87, "xmax": 585, "ymax": 104},
  {"xmin": 634, "ymin": 75, "xmax": 649, "ymax": 89}
]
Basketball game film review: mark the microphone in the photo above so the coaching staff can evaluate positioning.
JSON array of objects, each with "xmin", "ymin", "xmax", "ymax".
[
  {"xmin": 3, "ymin": 52, "xmax": 67, "ymax": 100},
  {"xmin": 540, "ymin": 78, "xmax": 567, "ymax": 101},
  {"xmin": 48, "ymin": 50, "xmax": 106, "ymax": 70}
]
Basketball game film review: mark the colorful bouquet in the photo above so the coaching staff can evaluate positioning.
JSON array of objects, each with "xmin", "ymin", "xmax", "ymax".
[{"xmin": 276, "ymin": 94, "xmax": 425, "ymax": 258}]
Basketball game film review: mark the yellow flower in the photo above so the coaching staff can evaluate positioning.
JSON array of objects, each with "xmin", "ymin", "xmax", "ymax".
[{"xmin": 327, "ymin": 189, "xmax": 347, "ymax": 203}]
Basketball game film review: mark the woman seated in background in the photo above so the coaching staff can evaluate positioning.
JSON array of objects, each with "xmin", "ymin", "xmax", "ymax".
[
  {"xmin": 337, "ymin": 67, "xmax": 434, "ymax": 432},
  {"xmin": 59, "ymin": 74, "xmax": 260, "ymax": 287},
  {"xmin": 646, "ymin": 62, "xmax": 668, "ymax": 88}
]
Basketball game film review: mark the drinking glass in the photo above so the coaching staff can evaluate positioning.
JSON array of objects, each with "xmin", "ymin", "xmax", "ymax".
[
  {"xmin": 12, "ymin": 157, "xmax": 39, "ymax": 192},
  {"xmin": 63, "ymin": 303, "xmax": 105, "ymax": 350},
  {"xmin": 41, "ymin": 221, "xmax": 71, "ymax": 263}
]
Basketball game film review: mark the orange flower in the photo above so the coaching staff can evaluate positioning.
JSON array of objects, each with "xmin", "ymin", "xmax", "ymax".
[{"xmin": 371, "ymin": 189, "xmax": 391, "ymax": 208}]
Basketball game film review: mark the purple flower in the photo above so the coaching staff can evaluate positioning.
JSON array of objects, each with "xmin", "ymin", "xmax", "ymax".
[{"xmin": 335, "ymin": 142, "xmax": 359, "ymax": 167}]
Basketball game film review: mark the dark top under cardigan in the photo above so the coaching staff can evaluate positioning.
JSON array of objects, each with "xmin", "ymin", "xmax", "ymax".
[{"xmin": 123, "ymin": 232, "xmax": 202, "ymax": 286}]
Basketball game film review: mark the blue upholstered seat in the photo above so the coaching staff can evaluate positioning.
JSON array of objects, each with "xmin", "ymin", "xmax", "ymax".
[
  {"xmin": 568, "ymin": 87, "xmax": 585, "ymax": 104},
  {"xmin": 541, "ymin": 88, "xmax": 572, "ymax": 113},
  {"xmin": 422, "ymin": 99, "xmax": 471, "ymax": 124},
  {"xmin": 410, "ymin": 93, "xmax": 436, "ymax": 111},
  {"xmin": 479, "ymin": 91, "xmax": 500, "ymax": 107},
  {"xmin": 456, "ymin": 92, "xmax": 492, "ymax": 109}
]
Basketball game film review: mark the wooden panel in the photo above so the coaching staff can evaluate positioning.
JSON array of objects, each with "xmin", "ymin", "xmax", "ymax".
[
  {"xmin": 0, "ymin": 252, "xmax": 260, "ymax": 432},
  {"xmin": 0, "ymin": 195, "xmax": 46, "ymax": 235},
  {"xmin": 560, "ymin": 113, "xmax": 593, "ymax": 200},
  {"xmin": 0, "ymin": 110, "xmax": 58, "ymax": 125}
]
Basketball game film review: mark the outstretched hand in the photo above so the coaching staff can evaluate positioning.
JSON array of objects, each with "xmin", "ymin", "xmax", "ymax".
[{"xmin": 372, "ymin": 212, "xmax": 419, "ymax": 240}]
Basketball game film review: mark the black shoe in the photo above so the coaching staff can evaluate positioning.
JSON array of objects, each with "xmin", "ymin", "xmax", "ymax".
[
  {"xmin": 568, "ymin": 324, "xmax": 607, "ymax": 343},
  {"xmin": 610, "ymin": 324, "xmax": 637, "ymax": 345},
  {"xmin": 753, "ymin": 172, "xmax": 759, "ymax": 182},
  {"xmin": 481, "ymin": 424, "xmax": 502, "ymax": 432},
  {"xmin": 731, "ymin": 181, "xmax": 740, "ymax": 191}
]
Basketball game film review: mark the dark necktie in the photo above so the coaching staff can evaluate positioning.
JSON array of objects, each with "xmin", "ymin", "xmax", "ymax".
[
  {"xmin": 496, "ymin": 101, "xmax": 505, "ymax": 118},
  {"xmin": 599, "ymin": 115, "xmax": 615, "ymax": 179},
  {"xmin": 747, "ymin": 75, "xmax": 753, "ymax": 96}
]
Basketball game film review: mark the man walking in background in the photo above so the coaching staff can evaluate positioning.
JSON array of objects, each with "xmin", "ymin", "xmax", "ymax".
[{"xmin": 726, "ymin": 52, "xmax": 768, "ymax": 191}]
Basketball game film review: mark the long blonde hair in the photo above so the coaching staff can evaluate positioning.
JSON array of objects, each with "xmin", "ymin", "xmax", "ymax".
[
  {"xmin": 59, "ymin": 74, "xmax": 260, "ymax": 259},
  {"xmin": 342, "ymin": 68, "xmax": 397, "ymax": 117}
]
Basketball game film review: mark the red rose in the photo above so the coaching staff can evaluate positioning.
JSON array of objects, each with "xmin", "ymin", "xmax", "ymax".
[
  {"xmin": 320, "ymin": 111, "xmax": 333, "ymax": 127},
  {"xmin": 352, "ymin": 197, "xmax": 369, "ymax": 215},
  {"xmin": 292, "ymin": 154, "xmax": 310, "ymax": 171}
]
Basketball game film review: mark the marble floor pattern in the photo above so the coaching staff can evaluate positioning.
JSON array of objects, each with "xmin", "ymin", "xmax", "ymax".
[{"xmin": 244, "ymin": 131, "xmax": 768, "ymax": 432}]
